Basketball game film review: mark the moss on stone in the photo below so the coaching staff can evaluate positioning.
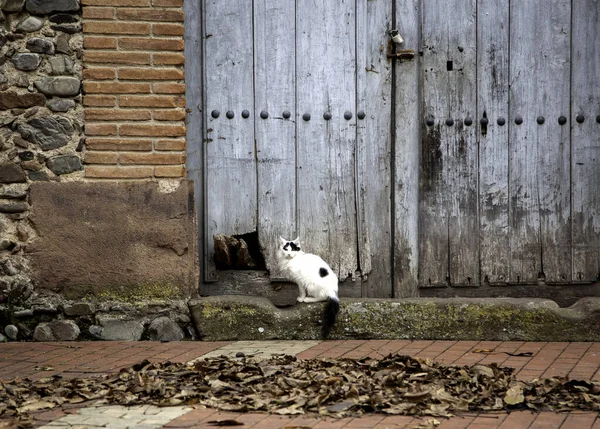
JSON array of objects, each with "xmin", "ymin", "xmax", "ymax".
[{"xmin": 75, "ymin": 282, "xmax": 182, "ymax": 303}]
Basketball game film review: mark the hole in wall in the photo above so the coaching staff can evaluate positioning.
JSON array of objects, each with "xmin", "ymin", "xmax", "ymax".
[
  {"xmin": 446, "ymin": 60, "xmax": 453, "ymax": 71},
  {"xmin": 213, "ymin": 231, "xmax": 266, "ymax": 270}
]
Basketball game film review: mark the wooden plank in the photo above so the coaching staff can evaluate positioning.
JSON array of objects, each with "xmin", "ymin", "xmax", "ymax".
[
  {"xmin": 355, "ymin": 0, "xmax": 393, "ymax": 296},
  {"xmin": 253, "ymin": 0, "xmax": 296, "ymax": 278},
  {"xmin": 296, "ymin": 0, "xmax": 358, "ymax": 284},
  {"xmin": 204, "ymin": 0, "xmax": 257, "ymax": 281},
  {"xmin": 509, "ymin": 0, "xmax": 571, "ymax": 284},
  {"xmin": 393, "ymin": 0, "xmax": 420, "ymax": 297},
  {"xmin": 571, "ymin": 0, "xmax": 600, "ymax": 283},
  {"xmin": 183, "ymin": 0, "xmax": 204, "ymax": 285},
  {"xmin": 477, "ymin": 0, "xmax": 509, "ymax": 285},
  {"xmin": 420, "ymin": 0, "xmax": 478, "ymax": 287}
]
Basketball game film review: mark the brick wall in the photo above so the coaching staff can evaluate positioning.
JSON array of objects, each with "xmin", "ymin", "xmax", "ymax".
[{"xmin": 82, "ymin": 0, "xmax": 186, "ymax": 179}]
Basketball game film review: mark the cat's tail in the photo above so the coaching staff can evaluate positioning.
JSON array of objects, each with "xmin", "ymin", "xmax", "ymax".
[{"xmin": 321, "ymin": 295, "xmax": 340, "ymax": 340}]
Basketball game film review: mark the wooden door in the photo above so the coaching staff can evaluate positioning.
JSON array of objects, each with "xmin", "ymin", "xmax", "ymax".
[{"xmin": 202, "ymin": 0, "xmax": 394, "ymax": 297}]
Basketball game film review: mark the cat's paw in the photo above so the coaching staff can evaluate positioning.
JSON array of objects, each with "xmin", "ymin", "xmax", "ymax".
[{"xmin": 296, "ymin": 297, "xmax": 305, "ymax": 303}]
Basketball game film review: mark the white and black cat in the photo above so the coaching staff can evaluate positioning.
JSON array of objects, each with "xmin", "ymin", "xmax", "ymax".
[{"xmin": 277, "ymin": 237, "xmax": 340, "ymax": 339}]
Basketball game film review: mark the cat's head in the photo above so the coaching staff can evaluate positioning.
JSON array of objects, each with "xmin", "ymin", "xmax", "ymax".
[{"xmin": 279, "ymin": 236, "xmax": 302, "ymax": 258}]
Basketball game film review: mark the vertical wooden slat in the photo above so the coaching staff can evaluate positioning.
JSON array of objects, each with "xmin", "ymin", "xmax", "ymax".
[
  {"xmin": 571, "ymin": 0, "xmax": 600, "ymax": 283},
  {"xmin": 204, "ymin": 0, "xmax": 256, "ymax": 280},
  {"xmin": 183, "ymin": 0, "xmax": 204, "ymax": 285},
  {"xmin": 254, "ymin": 0, "xmax": 296, "ymax": 277},
  {"xmin": 509, "ymin": 0, "xmax": 571, "ymax": 284},
  {"xmin": 356, "ymin": 0, "xmax": 393, "ymax": 296},
  {"xmin": 477, "ymin": 0, "xmax": 509, "ymax": 285},
  {"xmin": 420, "ymin": 0, "xmax": 478, "ymax": 287},
  {"xmin": 393, "ymin": 0, "xmax": 420, "ymax": 297},
  {"xmin": 296, "ymin": 0, "xmax": 358, "ymax": 283}
]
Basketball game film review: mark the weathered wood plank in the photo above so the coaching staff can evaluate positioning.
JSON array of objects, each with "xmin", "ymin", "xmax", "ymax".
[
  {"xmin": 571, "ymin": 0, "xmax": 600, "ymax": 283},
  {"xmin": 420, "ymin": 0, "xmax": 478, "ymax": 287},
  {"xmin": 355, "ymin": 0, "xmax": 393, "ymax": 296},
  {"xmin": 204, "ymin": 0, "xmax": 257, "ymax": 281},
  {"xmin": 393, "ymin": 0, "xmax": 420, "ymax": 297},
  {"xmin": 296, "ymin": 0, "xmax": 359, "ymax": 284},
  {"xmin": 509, "ymin": 0, "xmax": 571, "ymax": 284},
  {"xmin": 253, "ymin": 0, "xmax": 296, "ymax": 278},
  {"xmin": 183, "ymin": 0, "xmax": 204, "ymax": 285},
  {"xmin": 477, "ymin": 0, "xmax": 509, "ymax": 285}
]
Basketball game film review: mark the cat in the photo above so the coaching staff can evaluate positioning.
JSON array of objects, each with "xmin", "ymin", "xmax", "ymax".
[{"xmin": 277, "ymin": 236, "xmax": 340, "ymax": 339}]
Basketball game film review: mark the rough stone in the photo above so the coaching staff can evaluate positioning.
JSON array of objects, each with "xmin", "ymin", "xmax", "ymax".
[
  {"xmin": 189, "ymin": 296, "xmax": 600, "ymax": 342},
  {"xmin": 2, "ymin": 0, "xmax": 25, "ymax": 12},
  {"xmin": 13, "ymin": 136, "xmax": 29, "ymax": 148},
  {"xmin": 21, "ymin": 160, "xmax": 43, "ymax": 171},
  {"xmin": 0, "ymin": 91, "xmax": 45, "ymax": 110},
  {"xmin": 18, "ymin": 151, "xmax": 34, "ymax": 161},
  {"xmin": 49, "ymin": 13, "xmax": 78, "ymax": 23},
  {"xmin": 1, "ymin": 259, "xmax": 20, "ymax": 275},
  {"xmin": 4, "ymin": 324, "xmax": 18, "ymax": 340},
  {"xmin": 90, "ymin": 316, "xmax": 144, "ymax": 341},
  {"xmin": 50, "ymin": 23, "xmax": 81, "ymax": 34},
  {"xmin": 0, "ymin": 113, "xmax": 15, "ymax": 127},
  {"xmin": 26, "ymin": 38, "xmax": 55, "ymax": 54},
  {"xmin": 0, "ymin": 163, "xmax": 26, "ymax": 183},
  {"xmin": 47, "ymin": 97, "xmax": 75, "ymax": 112},
  {"xmin": 0, "ymin": 239, "xmax": 14, "ymax": 251},
  {"xmin": 0, "ymin": 188, "xmax": 27, "ymax": 199},
  {"xmin": 16, "ymin": 16, "xmax": 44, "ymax": 32},
  {"xmin": 0, "ymin": 333, "xmax": 5, "ymax": 342},
  {"xmin": 13, "ymin": 309, "xmax": 34, "ymax": 317},
  {"xmin": 28, "ymin": 181, "xmax": 198, "ymax": 299},
  {"xmin": 50, "ymin": 319, "xmax": 80, "ymax": 340},
  {"xmin": 55, "ymin": 34, "xmax": 70, "ymax": 54},
  {"xmin": 32, "ymin": 324, "xmax": 53, "ymax": 341},
  {"xmin": 63, "ymin": 302, "xmax": 94, "ymax": 316},
  {"xmin": 34, "ymin": 76, "xmax": 80, "ymax": 97},
  {"xmin": 25, "ymin": 0, "xmax": 79, "ymax": 15},
  {"xmin": 27, "ymin": 170, "xmax": 50, "ymax": 181},
  {"xmin": 12, "ymin": 53, "xmax": 41, "ymax": 71},
  {"xmin": 147, "ymin": 316, "xmax": 185, "ymax": 342},
  {"xmin": 49, "ymin": 56, "xmax": 74, "ymax": 75},
  {"xmin": 46, "ymin": 154, "xmax": 81, "ymax": 175},
  {"xmin": 17, "ymin": 116, "xmax": 74, "ymax": 150}
]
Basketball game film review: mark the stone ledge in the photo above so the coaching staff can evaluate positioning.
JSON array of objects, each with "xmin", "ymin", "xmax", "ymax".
[{"xmin": 189, "ymin": 295, "xmax": 600, "ymax": 342}]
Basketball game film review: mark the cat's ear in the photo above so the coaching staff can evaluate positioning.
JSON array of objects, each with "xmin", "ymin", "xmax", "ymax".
[
  {"xmin": 293, "ymin": 236, "xmax": 300, "ymax": 244},
  {"xmin": 279, "ymin": 236, "xmax": 287, "ymax": 244}
]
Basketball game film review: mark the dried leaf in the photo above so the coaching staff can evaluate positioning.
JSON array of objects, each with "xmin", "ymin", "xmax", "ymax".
[
  {"xmin": 16, "ymin": 401, "xmax": 55, "ymax": 413},
  {"xmin": 504, "ymin": 384, "xmax": 525, "ymax": 405}
]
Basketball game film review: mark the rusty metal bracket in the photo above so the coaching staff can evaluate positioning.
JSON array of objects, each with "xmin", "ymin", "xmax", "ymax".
[{"xmin": 387, "ymin": 48, "xmax": 415, "ymax": 60}]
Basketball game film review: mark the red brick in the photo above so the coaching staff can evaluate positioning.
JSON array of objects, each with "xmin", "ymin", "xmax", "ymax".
[
  {"xmin": 120, "ymin": 124, "xmax": 185, "ymax": 137},
  {"xmin": 85, "ymin": 166, "xmax": 153, "ymax": 178},
  {"xmin": 155, "ymin": 165, "xmax": 185, "ymax": 177},
  {"xmin": 153, "ymin": 52, "xmax": 184, "ymax": 65},
  {"xmin": 153, "ymin": 109, "xmax": 185, "ymax": 121},
  {"xmin": 83, "ymin": 67, "xmax": 116, "ymax": 80},
  {"xmin": 120, "ymin": 152, "xmax": 185, "ymax": 164},
  {"xmin": 117, "ymin": 8, "xmax": 183, "ymax": 22},
  {"xmin": 84, "ymin": 152, "xmax": 119, "ymax": 164},
  {"xmin": 152, "ymin": 82, "xmax": 185, "ymax": 94},
  {"xmin": 528, "ymin": 412, "xmax": 567, "ymax": 429},
  {"xmin": 84, "ymin": 51, "xmax": 151, "ymax": 65},
  {"xmin": 119, "ymin": 95, "xmax": 185, "ymax": 108},
  {"xmin": 119, "ymin": 37, "xmax": 183, "ymax": 51},
  {"xmin": 84, "ymin": 36, "xmax": 118, "ymax": 49},
  {"xmin": 84, "ymin": 95, "xmax": 116, "ymax": 106},
  {"xmin": 152, "ymin": 0, "xmax": 182, "ymax": 6},
  {"xmin": 152, "ymin": 23, "xmax": 184, "ymax": 36},
  {"xmin": 85, "ymin": 123, "xmax": 117, "ymax": 136},
  {"xmin": 155, "ymin": 139, "xmax": 185, "ymax": 150},
  {"xmin": 82, "ymin": 6, "xmax": 115, "ymax": 19},
  {"xmin": 85, "ymin": 108, "xmax": 152, "ymax": 121},
  {"xmin": 84, "ymin": 21, "xmax": 151, "ymax": 35},
  {"xmin": 84, "ymin": 82, "xmax": 151, "ymax": 94},
  {"xmin": 118, "ymin": 67, "xmax": 184, "ymax": 80},
  {"xmin": 82, "ymin": 0, "xmax": 149, "ymax": 5},
  {"xmin": 560, "ymin": 413, "xmax": 598, "ymax": 429},
  {"xmin": 497, "ymin": 411, "xmax": 537, "ymax": 429}
]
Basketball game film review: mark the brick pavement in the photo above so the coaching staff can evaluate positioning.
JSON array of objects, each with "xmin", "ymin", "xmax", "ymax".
[{"xmin": 1, "ymin": 340, "xmax": 599, "ymax": 428}]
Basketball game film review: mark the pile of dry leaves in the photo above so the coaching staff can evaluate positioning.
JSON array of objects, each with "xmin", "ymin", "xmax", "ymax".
[{"xmin": 1, "ymin": 354, "xmax": 599, "ymax": 421}]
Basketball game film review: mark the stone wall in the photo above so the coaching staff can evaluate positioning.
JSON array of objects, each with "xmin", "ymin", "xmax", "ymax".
[
  {"xmin": 1, "ymin": 0, "xmax": 85, "ymax": 328},
  {"xmin": 0, "ymin": 0, "xmax": 197, "ymax": 342}
]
